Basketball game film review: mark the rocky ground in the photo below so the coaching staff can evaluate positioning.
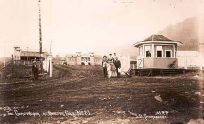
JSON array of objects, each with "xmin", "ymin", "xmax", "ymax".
[{"xmin": 0, "ymin": 64, "xmax": 203, "ymax": 124}]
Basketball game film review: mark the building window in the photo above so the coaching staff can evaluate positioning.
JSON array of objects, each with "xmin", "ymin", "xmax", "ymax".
[
  {"xmin": 146, "ymin": 51, "xmax": 151, "ymax": 57},
  {"xmin": 156, "ymin": 46, "xmax": 163, "ymax": 57},
  {"xmin": 165, "ymin": 50, "xmax": 172, "ymax": 57},
  {"xmin": 144, "ymin": 46, "xmax": 151, "ymax": 57},
  {"xmin": 81, "ymin": 57, "xmax": 85, "ymax": 61},
  {"xmin": 157, "ymin": 51, "xmax": 162, "ymax": 57}
]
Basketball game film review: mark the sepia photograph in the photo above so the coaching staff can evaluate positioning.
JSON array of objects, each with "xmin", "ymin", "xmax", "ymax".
[{"xmin": 0, "ymin": 0, "xmax": 204, "ymax": 123}]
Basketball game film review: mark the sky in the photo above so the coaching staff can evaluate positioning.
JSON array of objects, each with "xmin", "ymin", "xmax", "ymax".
[{"xmin": 0, "ymin": 0, "xmax": 204, "ymax": 57}]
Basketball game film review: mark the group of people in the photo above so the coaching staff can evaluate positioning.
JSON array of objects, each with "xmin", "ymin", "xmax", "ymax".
[{"xmin": 102, "ymin": 53, "xmax": 121, "ymax": 78}]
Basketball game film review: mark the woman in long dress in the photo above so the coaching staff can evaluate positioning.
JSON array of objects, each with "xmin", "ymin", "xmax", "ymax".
[{"xmin": 107, "ymin": 54, "xmax": 117, "ymax": 78}]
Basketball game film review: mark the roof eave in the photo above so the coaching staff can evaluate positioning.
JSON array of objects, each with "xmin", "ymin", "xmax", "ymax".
[
  {"xmin": 133, "ymin": 40, "xmax": 183, "ymax": 47},
  {"xmin": 133, "ymin": 41, "xmax": 143, "ymax": 47}
]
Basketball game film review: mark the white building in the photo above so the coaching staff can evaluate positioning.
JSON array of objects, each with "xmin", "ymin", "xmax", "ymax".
[
  {"xmin": 13, "ymin": 46, "xmax": 53, "ymax": 76},
  {"xmin": 66, "ymin": 52, "xmax": 102, "ymax": 66},
  {"xmin": 177, "ymin": 51, "xmax": 204, "ymax": 70}
]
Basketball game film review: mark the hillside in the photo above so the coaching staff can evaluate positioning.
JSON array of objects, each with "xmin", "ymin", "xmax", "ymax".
[
  {"xmin": 0, "ymin": 57, "xmax": 11, "ymax": 66},
  {"xmin": 159, "ymin": 17, "xmax": 203, "ymax": 51}
]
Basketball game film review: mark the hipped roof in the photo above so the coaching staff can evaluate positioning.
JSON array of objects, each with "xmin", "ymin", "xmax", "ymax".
[
  {"xmin": 144, "ymin": 35, "xmax": 172, "ymax": 41},
  {"xmin": 134, "ymin": 35, "xmax": 183, "ymax": 47}
]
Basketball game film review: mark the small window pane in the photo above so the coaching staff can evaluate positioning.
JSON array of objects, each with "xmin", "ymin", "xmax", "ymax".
[
  {"xmin": 157, "ymin": 51, "xmax": 162, "ymax": 57},
  {"xmin": 166, "ymin": 51, "xmax": 171, "ymax": 57},
  {"xmin": 156, "ymin": 46, "xmax": 162, "ymax": 50}
]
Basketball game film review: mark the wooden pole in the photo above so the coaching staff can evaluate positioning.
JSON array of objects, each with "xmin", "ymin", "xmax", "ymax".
[
  {"xmin": 38, "ymin": 0, "xmax": 42, "ymax": 54},
  {"xmin": 38, "ymin": 0, "xmax": 43, "ymax": 73}
]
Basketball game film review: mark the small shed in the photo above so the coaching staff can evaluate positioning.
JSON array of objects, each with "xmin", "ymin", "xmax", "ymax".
[{"xmin": 134, "ymin": 35, "xmax": 182, "ymax": 69}]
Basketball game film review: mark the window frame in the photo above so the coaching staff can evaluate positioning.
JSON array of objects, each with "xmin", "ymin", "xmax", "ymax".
[
  {"xmin": 144, "ymin": 45, "xmax": 151, "ymax": 58},
  {"xmin": 156, "ymin": 50, "xmax": 163, "ymax": 57},
  {"xmin": 155, "ymin": 46, "xmax": 163, "ymax": 58},
  {"xmin": 145, "ymin": 50, "xmax": 151, "ymax": 57},
  {"xmin": 165, "ymin": 50, "xmax": 172, "ymax": 58}
]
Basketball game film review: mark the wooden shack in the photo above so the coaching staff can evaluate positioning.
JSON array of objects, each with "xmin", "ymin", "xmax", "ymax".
[{"xmin": 13, "ymin": 46, "xmax": 53, "ymax": 77}]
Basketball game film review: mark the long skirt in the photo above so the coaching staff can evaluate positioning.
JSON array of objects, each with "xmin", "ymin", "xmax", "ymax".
[{"xmin": 107, "ymin": 63, "xmax": 117, "ymax": 78}]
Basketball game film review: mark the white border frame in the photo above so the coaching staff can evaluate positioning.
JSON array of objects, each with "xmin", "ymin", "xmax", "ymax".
[
  {"xmin": 155, "ymin": 45, "xmax": 163, "ymax": 58},
  {"xmin": 144, "ymin": 45, "xmax": 152, "ymax": 58}
]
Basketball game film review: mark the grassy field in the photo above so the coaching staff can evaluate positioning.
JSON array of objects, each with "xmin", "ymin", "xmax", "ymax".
[{"xmin": 0, "ymin": 65, "xmax": 203, "ymax": 124}]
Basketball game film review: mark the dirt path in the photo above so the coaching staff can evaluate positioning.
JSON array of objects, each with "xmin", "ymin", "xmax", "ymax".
[{"xmin": 0, "ymin": 65, "xmax": 203, "ymax": 123}]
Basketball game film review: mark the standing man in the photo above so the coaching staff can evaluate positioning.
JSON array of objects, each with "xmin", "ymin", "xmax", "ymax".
[
  {"xmin": 102, "ymin": 56, "xmax": 108, "ymax": 77},
  {"xmin": 107, "ymin": 53, "xmax": 114, "ymax": 63},
  {"xmin": 32, "ymin": 62, "xmax": 38, "ymax": 80},
  {"xmin": 113, "ymin": 53, "xmax": 117, "ymax": 62},
  {"xmin": 32, "ymin": 62, "xmax": 35, "ymax": 79},
  {"xmin": 114, "ymin": 57, "xmax": 121, "ymax": 78}
]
